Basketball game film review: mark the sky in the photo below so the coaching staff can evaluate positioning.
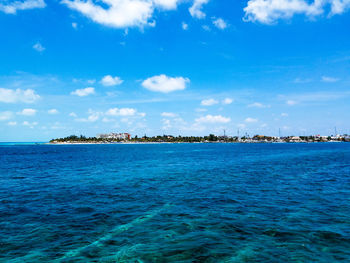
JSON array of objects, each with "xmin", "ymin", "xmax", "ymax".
[{"xmin": 0, "ymin": 0, "xmax": 350, "ymax": 141}]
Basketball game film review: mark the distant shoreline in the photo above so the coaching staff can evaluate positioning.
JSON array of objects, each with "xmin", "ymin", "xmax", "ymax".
[{"xmin": 46, "ymin": 141, "xmax": 347, "ymax": 145}]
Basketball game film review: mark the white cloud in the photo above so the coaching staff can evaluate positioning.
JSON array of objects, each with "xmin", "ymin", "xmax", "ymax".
[
  {"xmin": 294, "ymin": 78, "xmax": 312, "ymax": 83},
  {"xmin": 321, "ymin": 76, "xmax": 339, "ymax": 82},
  {"xmin": 33, "ymin": 42, "xmax": 45, "ymax": 52},
  {"xmin": 0, "ymin": 111, "xmax": 13, "ymax": 121},
  {"xmin": 222, "ymin": 98, "xmax": 233, "ymax": 105},
  {"xmin": 212, "ymin": 17, "xmax": 227, "ymax": 29},
  {"xmin": 201, "ymin": 98, "xmax": 218, "ymax": 106},
  {"xmin": 18, "ymin": 108, "xmax": 37, "ymax": 116},
  {"xmin": 0, "ymin": 0, "xmax": 45, "ymax": 14},
  {"xmin": 48, "ymin": 109, "xmax": 59, "ymax": 114},
  {"xmin": 243, "ymin": 0, "xmax": 324, "ymax": 24},
  {"xmin": 22, "ymin": 121, "xmax": 38, "ymax": 128},
  {"xmin": 182, "ymin": 21, "xmax": 189, "ymax": 30},
  {"xmin": 142, "ymin": 74, "xmax": 189, "ymax": 93},
  {"xmin": 281, "ymin": 112, "xmax": 289, "ymax": 117},
  {"xmin": 287, "ymin": 100, "xmax": 298, "ymax": 105},
  {"xmin": 243, "ymin": 0, "xmax": 350, "ymax": 24},
  {"xmin": 153, "ymin": 0, "xmax": 179, "ymax": 10},
  {"xmin": 195, "ymin": 108, "xmax": 207, "ymax": 112},
  {"xmin": 329, "ymin": 0, "xmax": 350, "ymax": 15},
  {"xmin": 245, "ymin": 117, "xmax": 258, "ymax": 123},
  {"xmin": 72, "ymin": 22, "xmax": 78, "ymax": 29},
  {"xmin": 195, "ymin": 114, "xmax": 231, "ymax": 124},
  {"xmin": 7, "ymin": 121, "xmax": 17, "ymax": 126},
  {"xmin": 162, "ymin": 119, "xmax": 171, "ymax": 130},
  {"xmin": 62, "ymin": 0, "xmax": 182, "ymax": 29},
  {"xmin": 248, "ymin": 102, "xmax": 270, "ymax": 108},
  {"xmin": 202, "ymin": 24, "xmax": 211, "ymax": 31},
  {"xmin": 69, "ymin": 112, "xmax": 77, "ymax": 117},
  {"xmin": 71, "ymin": 87, "xmax": 95, "ymax": 96},
  {"xmin": 101, "ymin": 75, "xmax": 123, "ymax": 86},
  {"xmin": 189, "ymin": 0, "xmax": 209, "ymax": 19},
  {"xmin": 76, "ymin": 110, "xmax": 101, "ymax": 122},
  {"xmin": 161, "ymin": 112, "xmax": 177, "ymax": 117},
  {"xmin": 106, "ymin": 107, "xmax": 137, "ymax": 116},
  {"xmin": 0, "ymin": 88, "xmax": 40, "ymax": 103}
]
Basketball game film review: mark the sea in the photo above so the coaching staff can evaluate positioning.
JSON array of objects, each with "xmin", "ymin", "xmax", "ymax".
[{"xmin": 0, "ymin": 143, "xmax": 350, "ymax": 262}]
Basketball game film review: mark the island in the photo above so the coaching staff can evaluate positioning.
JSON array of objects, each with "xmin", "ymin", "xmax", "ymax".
[{"xmin": 49, "ymin": 132, "xmax": 350, "ymax": 144}]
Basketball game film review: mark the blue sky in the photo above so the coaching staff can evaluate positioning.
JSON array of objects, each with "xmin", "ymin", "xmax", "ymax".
[{"xmin": 0, "ymin": 0, "xmax": 350, "ymax": 141}]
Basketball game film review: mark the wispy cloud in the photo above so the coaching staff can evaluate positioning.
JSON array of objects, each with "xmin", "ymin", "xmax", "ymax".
[
  {"xmin": 0, "ymin": 0, "xmax": 45, "ymax": 14},
  {"xmin": 17, "ymin": 108, "xmax": 37, "ymax": 116},
  {"xmin": 195, "ymin": 114, "xmax": 231, "ymax": 124},
  {"xmin": 0, "ymin": 111, "xmax": 13, "ymax": 121},
  {"xmin": 48, "ymin": 109, "xmax": 59, "ymax": 115},
  {"xmin": 245, "ymin": 117, "xmax": 258, "ymax": 123},
  {"xmin": 248, "ymin": 102, "xmax": 270, "ymax": 108},
  {"xmin": 33, "ymin": 42, "xmax": 45, "ymax": 52},
  {"xmin": 201, "ymin": 98, "xmax": 218, "ymax": 106},
  {"xmin": 321, "ymin": 76, "xmax": 339, "ymax": 83}
]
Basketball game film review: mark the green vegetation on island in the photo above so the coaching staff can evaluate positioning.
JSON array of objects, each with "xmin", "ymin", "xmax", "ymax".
[{"xmin": 50, "ymin": 133, "xmax": 350, "ymax": 144}]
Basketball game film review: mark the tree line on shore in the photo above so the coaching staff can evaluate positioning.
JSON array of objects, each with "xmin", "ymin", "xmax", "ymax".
[{"xmin": 50, "ymin": 134, "xmax": 350, "ymax": 143}]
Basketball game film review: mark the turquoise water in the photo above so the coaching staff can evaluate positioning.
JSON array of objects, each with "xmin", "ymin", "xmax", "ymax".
[{"xmin": 1, "ymin": 143, "xmax": 350, "ymax": 262}]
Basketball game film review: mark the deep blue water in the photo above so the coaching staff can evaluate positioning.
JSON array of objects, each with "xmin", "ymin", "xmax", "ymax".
[{"xmin": 1, "ymin": 143, "xmax": 350, "ymax": 262}]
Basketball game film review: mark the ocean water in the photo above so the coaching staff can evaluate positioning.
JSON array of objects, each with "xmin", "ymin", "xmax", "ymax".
[{"xmin": 1, "ymin": 143, "xmax": 350, "ymax": 262}]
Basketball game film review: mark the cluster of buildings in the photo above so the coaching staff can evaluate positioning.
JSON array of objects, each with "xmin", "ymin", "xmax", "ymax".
[
  {"xmin": 97, "ymin": 132, "xmax": 131, "ymax": 140},
  {"xmin": 245, "ymin": 134, "xmax": 350, "ymax": 143}
]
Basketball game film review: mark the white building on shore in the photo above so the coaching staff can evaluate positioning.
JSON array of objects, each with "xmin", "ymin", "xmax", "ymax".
[{"xmin": 97, "ymin": 132, "xmax": 131, "ymax": 140}]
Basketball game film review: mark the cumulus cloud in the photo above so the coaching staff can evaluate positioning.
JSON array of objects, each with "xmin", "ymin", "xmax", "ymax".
[
  {"xmin": 142, "ymin": 74, "xmax": 189, "ymax": 93},
  {"xmin": 100, "ymin": 75, "xmax": 123, "ymax": 86},
  {"xmin": 0, "ymin": 111, "xmax": 13, "ymax": 121},
  {"xmin": 0, "ymin": 0, "xmax": 45, "ymax": 14},
  {"xmin": 62, "ymin": 0, "xmax": 154, "ymax": 28},
  {"xmin": 243, "ymin": 0, "xmax": 324, "ymax": 24},
  {"xmin": 18, "ymin": 108, "xmax": 37, "ymax": 116},
  {"xmin": 222, "ymin": 98, "xmax": 233, "ymax": 105},
  {"xmin": 212, "ymin": 17, "xmax": 227, "ymax": 29},
  {"xmin": 0, "ymin": 88, "xmax": 40, "ymax": 103},
  {"xmin": 48, "ymin": 109, "xmax": 59, "ymax": 114},
  {"xmin": 245, "ymin": 117, "xmax": 258, "ymax": 123},
  {"xmin": 106, "ymin": 107, "xmax": 137, "ymax": 116},
  {"xmin": 33, "ymin": 42, "xmax": 45, "ymax": 52},
  {"xmin": 182, "ymin": 21, "xmax": 189, "ymax": 30},
  {"xmin": 69, "ymin": 112, "xmax": 77, "ymax": 117},
  {"xmin": 71, "ymin": 87, "xmax": 95, "ymax": 96},
  {"xmin": 195, "ymin": 114, "xmax": 231, "ymax": 124},
  {"xmin": 62, "ymin": 0, "xmax": 183, "ymax": 29},
  {"xmin": 243, "ymin": 0, "xmax": 350, "ymax": 24},
  {"xmin": 201, "ymin": 98, "xmax": 218, "ymax": 106},
  {"xmin": 189, "ymin": 0, "xmax": 209, "ymax": 19}
]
